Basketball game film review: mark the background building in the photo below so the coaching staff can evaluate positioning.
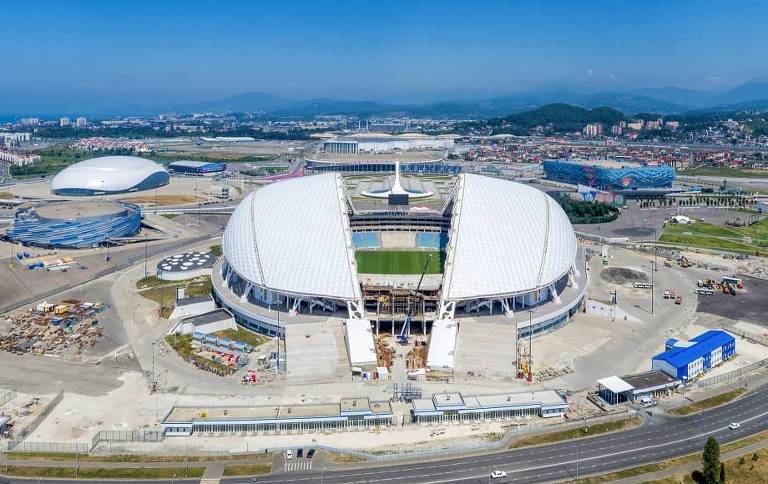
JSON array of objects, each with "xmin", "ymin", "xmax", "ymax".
[
  {"xmin": 542, "ymin": 160, "xmax": 675, "ymax": 191},
  {"xmin": 168, "ymin": 160, "xmax": 227, "ymax": 175},
  {"xmin": 50, "ymin": 156, "xmax": 169, "ymax": 196}
]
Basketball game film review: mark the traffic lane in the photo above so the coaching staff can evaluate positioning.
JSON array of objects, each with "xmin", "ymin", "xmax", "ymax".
[
  {"xmin": 241, "ymin": 387, "xmax": 768, "ymax": 484},
  {"xmin": 251, "ymin": 415, "xmax": 768, "ymax": 484}
]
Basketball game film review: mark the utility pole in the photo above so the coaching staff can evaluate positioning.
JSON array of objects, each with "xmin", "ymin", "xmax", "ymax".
[
  {"xmin": 528, "ymin": 311, "xmax": 533, "ymax": 382},
  {"xmin": 144, "ymin": 235, "xmax": 148, "ymax": 278},
  {"xmin": 651, "ymin": 229, "xmax": 656, "ymax": 316},
  {"xmin": 151, "ymin": 341, "xmax": 156, "ymax": 392},
  {"xmin": 276, "ymin": 309, "xmax": 281, "ymax": 373}
]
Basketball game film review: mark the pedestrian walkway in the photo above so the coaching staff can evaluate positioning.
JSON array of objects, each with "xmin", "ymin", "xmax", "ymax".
[
  {"xmin": 201, "ymin": 461, "xmax": 224, "ymax": 484},
  {"xmin": 284, "ymin": 459, "xmax": 313, "ymax": 472}
]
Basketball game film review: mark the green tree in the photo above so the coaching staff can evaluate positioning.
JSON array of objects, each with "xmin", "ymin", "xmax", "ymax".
[
  {"xmin": 720, "ymin": 461, "xmax": 725, "ymax": 483},
  {"xmin": 702, "ymin": 437, "xmax": 721, "ymax": 484}
]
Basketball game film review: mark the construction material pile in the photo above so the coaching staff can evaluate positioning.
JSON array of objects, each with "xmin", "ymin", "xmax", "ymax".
[
  {"xmin": 0, "ymin": 299, "xmax": 107, "ymax": 359},
  {"xmin": 536, "ymin": 365, "xmax": 574, "ymax": 382},
  {"xmin": 375, "ymin": 335, "xmax": 393, "ymax": 368},
  {"xmin": 738, "ymin": 260, "xmax": 768, "ymax": 281}
]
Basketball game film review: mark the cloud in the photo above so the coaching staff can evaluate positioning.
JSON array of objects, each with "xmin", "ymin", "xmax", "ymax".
[
  {"xmin": 608, "ymin": 73, "xmax": 617, "ymax": 80},
  {"xmin": 586, "ymin": 69, "xmax": 594, "ymax": 76}
]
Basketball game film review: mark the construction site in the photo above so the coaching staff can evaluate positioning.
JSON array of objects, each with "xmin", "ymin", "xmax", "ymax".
[{"xmin": 0, "ymin": 298, "xmax": 109, "ymax": 359}]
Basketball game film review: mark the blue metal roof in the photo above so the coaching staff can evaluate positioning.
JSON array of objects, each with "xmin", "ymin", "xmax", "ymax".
[{"xmin": 653, "ymin": 330, "xmax": 734, "ymax": 368}]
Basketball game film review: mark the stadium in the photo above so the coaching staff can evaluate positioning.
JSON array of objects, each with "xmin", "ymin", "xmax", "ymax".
[
  {"xmin": 3, "ymin": 200, "xmax": 141, "ymax": 249},
  {"xmin": 542, "ymin": 160, "xmax": 675, "ymax": 191},
  {"xmin": 50, "ymin": 155, "xmax": 169, "ymax": 196},
  {"xmin": 212, "ymin": 172, "xmax": 587, "ymax": 377}
]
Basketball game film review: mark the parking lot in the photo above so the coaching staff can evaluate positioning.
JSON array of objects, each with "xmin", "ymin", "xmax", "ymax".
[{"xmin": 697, "ymin": 274, "xmax": 768, "ymax": 327}]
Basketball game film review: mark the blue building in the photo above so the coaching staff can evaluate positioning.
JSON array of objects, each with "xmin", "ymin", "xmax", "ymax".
[
  {"xmin": 542, "ymin": 160, "xmax": 675, "ymax": 191},
  {"xmin": 168, "ymin": 160, "xmax": 227, "ymax": 175},
  {"xmin": 652, "ymin": 330, "xmax": 736, "ymax": 380},
  {"xmin": 4, "ymin": 201, "xmax": 141, "ymax": 249}
]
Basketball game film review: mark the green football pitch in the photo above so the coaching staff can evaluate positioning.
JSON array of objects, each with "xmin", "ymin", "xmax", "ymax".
[{"xmin": 355, "ymin": 250, "xmax": 444, "ymax": 275}]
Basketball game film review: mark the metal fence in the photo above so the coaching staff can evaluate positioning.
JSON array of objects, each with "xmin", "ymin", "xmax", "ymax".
[
  {"xmin": 91, "ymin": 429, "xmax": 164, "ymax": 449},
  {"xmin": 0, "ymin": 388, "xmax": 17, "ymax": 407},
  {"xmin": 11, "ymin": 391, "xmax": 64, "ymax": 443},
  {"xmin": 3, "ymin": 440, "xmax": 90, "ymax": 454},
  {"xmin": 696, "ymin": 357, "xmax": 768, "ymax": 389},
  {"xmin": 731, "ymin": 328, "xmax": 768, "ymax": 347}
]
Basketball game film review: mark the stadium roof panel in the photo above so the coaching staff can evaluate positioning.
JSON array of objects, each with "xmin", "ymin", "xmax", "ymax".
[
  {"xmin": 223, "ymin": 173, "xmax": 360, "ymax": 301},
  {"xmin": 442, "ymin": 174, "xmax": 577, "ymax": 301}
]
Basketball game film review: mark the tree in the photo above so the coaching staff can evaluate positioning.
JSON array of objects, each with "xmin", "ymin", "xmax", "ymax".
[
  {"xmin": 720, "ymin": 462, "xmax": 725, "ymax": 483},
  {"xmin": 702, "ymin": 437, "xmax": 721, "ymax": 484}
]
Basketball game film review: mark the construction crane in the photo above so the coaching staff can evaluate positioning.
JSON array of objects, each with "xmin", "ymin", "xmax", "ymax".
[{"xmin": 397, "ymin": 254, "xmax": 433, "ymax": 344}]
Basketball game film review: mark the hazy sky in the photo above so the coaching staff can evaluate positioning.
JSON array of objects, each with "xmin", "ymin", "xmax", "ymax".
[{"xmin": 2, "ymin": 0, "xmax": 767, "ymax": 112}]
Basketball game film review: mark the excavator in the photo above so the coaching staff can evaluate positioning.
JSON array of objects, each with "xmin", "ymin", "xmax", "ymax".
[{"xmin": 397, "ymin": 254, "xmax": 433, "ymax": 345}]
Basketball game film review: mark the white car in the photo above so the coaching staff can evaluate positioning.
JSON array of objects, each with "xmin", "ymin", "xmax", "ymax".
[
  {"xmin": 729, "ymin": 422, "xmax": 741, "ymax": 430},
  {"xmin": 490, "ymin": 470, "xmax": 507, "ymax": 479},
  {"xmin": 285, "ymin": 450, "xmax": 293, "ymax": 460}
]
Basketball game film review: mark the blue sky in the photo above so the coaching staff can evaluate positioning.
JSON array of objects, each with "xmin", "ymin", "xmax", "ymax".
[{"xmin": 2, "ymin": 0, "xmax": 767, "ymax": 111}]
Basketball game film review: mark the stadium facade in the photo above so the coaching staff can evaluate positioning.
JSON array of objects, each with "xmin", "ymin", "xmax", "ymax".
[
  {"xmin": 4, "ymin": 201, "xmax": 141, "ymax": 249},
  {"xmin": 305, "ymin": 158, "xmax": 461, "ymax": 175},
  {"xmin": 168, "ymin": 160, "xmax": 227, "ymax": 175},
  {"xmin": 323, "ymin": 136, "xmax": 454, "ymax": 154},
  {"xmin": 542, "ymin": 160, "xmax": 675, "ymax": 190},
  {"xmin": 50, "ymin": 156, "xmax": 169, "ymax": 196},
  {"xmin": 212, "ymin": 172, "xmax": 585, "ymax": 340}
]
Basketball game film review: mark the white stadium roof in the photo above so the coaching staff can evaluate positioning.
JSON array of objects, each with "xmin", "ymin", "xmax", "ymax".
[
  {"xmin": 50, "ymin": 156, "xmax": 167, "ymax": 193},
  {"xmin": 441, "ymin": 174, "xmax": 577, "ymax": 301},
  {"xmin": 223, "ymin": 173, "xmax": 361, "ymax": 301}
]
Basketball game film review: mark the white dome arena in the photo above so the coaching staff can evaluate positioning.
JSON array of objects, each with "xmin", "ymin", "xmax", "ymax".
[
  {"xmin": 214, "ymin": 172, "xmax": 583, "ymax": 340},
  {"xmin": 51, "ymin": 156, "xmax": 169, "ymax": 196}
]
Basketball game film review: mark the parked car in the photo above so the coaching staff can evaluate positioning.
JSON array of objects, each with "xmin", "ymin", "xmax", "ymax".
[
  {"xmin": 307, "ymin": 448, "xmax": 316, "ymax": 459},
  {"xmin": 297, "ymin": 448, "xmax": 303, "ymax": 458},
  {"xmin": 285, "ymin": 450, "xmax": 293, "ymax": 460}
]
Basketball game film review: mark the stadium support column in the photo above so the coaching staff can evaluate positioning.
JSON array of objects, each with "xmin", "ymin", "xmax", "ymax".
[
  {"xmin": 241, "ymin": 283, "xmax": 252, "ymax": 302},
  {"xmin": 549, "ymin": 283, "xmax": 561, "ymax": 304}
]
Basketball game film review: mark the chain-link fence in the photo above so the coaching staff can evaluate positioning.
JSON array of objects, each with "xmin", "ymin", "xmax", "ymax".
[
  {"xmin": 91, "ymin": 429, "xmax": 164, "ymax": 450},
  {"xmin": 696, "ymin": 357, "xmax": 768, "ymax": 389},
  {"xmin": 0, "ymin": 388, "xmax": 16, "ymax": 406}
]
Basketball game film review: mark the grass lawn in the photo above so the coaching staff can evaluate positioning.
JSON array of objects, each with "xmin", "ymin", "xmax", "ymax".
[
  {"xmin": 660, "ymin": 218, "xmax": 768, "ymax": 255},
  {"xmin": 165, "ymin": 333, "xmax": 232, "ymax": 374},
  {"xmin": 0, "ymin": 191, "xmax": 13, "ymax": 199},
  {"xmin": 3, "ymin": 466, "xmax": 205, "ymax": 479},
  {"xmin": 161, "ymin": 213, "xmax": 180, "ymax": 219},
  {"xmin": 679, "ymin": 166, "xmax": 768, "ymax": 179},
  {"xmin": 509, "ymin": 416, "xmax": 642, "ymax": 449},
  {"xmin": 668, "ymin": 388, "xmax": 746, "ymax": 416},
  {"xmin": 583, "ymin": 430, "xmax": 768, "ymax": 483},
  {"xmin": 136, "ymin": 275, "xmax": 212, "ymax": 318},
  {"xmin": 213, "ymin": 327, "xmax": 269, "ymax": 348},
  {"xmin": 222, "ymin": 463, "xmax": 272, "ymax": 476},
  {"xmin": 8, "ymin": 452, "xmax": 274, "ymax": 463},
  {"xmin": 355, "ymin": 250, "xmax": 443, "ymax": 275}
]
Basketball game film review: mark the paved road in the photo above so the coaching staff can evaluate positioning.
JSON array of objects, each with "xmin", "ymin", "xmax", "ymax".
[{"xmin": 225, "ymin": 385, "xmax": 768, "ymax": 484}]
